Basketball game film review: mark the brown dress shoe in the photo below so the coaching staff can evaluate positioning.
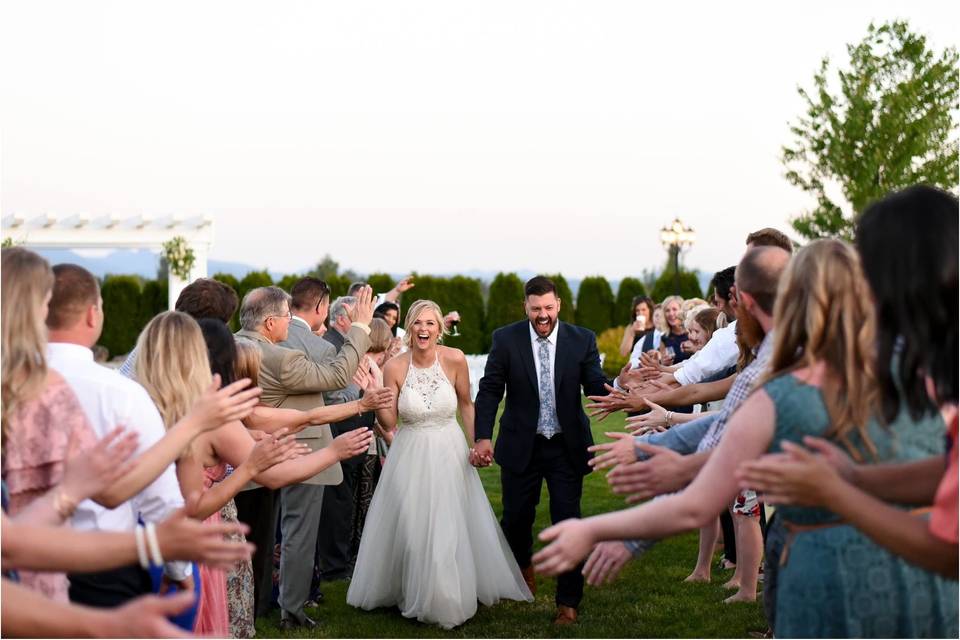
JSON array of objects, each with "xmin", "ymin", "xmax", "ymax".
[
  {"xmin": 554, "ymin": 605, "xmax": 578, "ymax": 625},
  {"xmin": 520, "ymin": 565, "xmax": 537, "ymax": 596}
]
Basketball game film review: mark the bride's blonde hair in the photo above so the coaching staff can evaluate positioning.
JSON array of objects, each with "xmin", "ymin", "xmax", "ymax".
[
  {"xmin": 764, "ymin": 239, "xmax": 881, "ymax": 459},
  {"xmin": 135, "ymin": 311, "xmax": 213, "ymax": 429},
  {"xmin": 402, "ymin": 299, "xmax": 448, "ymax": 348}
]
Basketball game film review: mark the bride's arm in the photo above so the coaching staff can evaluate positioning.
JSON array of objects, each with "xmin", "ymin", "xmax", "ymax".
[
  {"xmin": 451, "ymin": 350, "xmax": 476, "ymax": 446},
  {"xmin": 532, "ymin": 389, "xmax": 776, "ymax": 575},
  {"xmin": 375, "ymin": 358, "xmax": 402, "ymax": 435}
]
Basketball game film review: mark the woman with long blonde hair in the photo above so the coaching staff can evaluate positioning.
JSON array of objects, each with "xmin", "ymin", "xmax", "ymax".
[
  {"xmin": 1, "ymin": 248, "xmax": 98, "ymax": 601},
  {"xmin": 533, "ymin": 239, "xmax": 957, "ymax": 637},
  {"xmin": 135, "ymin": 311, "xmax": 377, "ymax": 635}
]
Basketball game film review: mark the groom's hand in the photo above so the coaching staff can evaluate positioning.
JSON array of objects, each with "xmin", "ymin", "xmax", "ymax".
[{"xmin": 472, "ymin": 439, "xmax": 493, "ymax": 467}]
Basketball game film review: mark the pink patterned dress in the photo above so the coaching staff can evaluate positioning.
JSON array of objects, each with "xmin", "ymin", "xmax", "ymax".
[
  {"xmin": 2, "ymin": 371, "xmax": 97, "ymax": 601},
  {"xmin": 194, "ymin": 462, "xmax": 230, "ymax": 637}
]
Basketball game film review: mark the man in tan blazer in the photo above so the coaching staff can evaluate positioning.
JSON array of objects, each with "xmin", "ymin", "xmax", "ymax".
[{"xmin": 236, "ymin": 283, "xmax": 375, "ymax": 630}]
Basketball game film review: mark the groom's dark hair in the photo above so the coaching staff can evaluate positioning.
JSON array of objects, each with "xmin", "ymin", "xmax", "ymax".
[{"xmin": 524, "ymin": 276, "xmax": 557, "ymax": 298}]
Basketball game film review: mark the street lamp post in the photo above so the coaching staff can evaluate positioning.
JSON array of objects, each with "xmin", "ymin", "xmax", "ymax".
[{"xmin": 659, "ymin": 218, "xmax": 696, "ymax": 295}]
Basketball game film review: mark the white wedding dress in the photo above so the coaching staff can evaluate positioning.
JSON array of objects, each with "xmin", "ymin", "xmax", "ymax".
[{"xmin": 346, "ymin": 355, "xmax": 533, "ymax": 629}]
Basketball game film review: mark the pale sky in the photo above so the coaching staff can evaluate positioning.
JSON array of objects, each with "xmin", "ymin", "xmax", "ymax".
[{"xmin": 2, "ymin": 1, "xmax": 956, "ymax": 279}]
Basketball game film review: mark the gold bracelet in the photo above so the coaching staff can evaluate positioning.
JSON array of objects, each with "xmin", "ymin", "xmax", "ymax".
[{"xmin": 52, "ymin": 489, "xmax": 78, "ymax": 520}]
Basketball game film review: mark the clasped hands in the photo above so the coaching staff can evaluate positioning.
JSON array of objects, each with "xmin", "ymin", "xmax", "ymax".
[{"xmin": 468, "ymin": 439, "xmax": 494, "ymax": 468}]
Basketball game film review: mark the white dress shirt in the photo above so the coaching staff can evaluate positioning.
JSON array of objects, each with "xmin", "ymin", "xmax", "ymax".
[
  {"xmin": 673, "ymin": 320, "xmax": 739, "ymax": 386},
  {"xmin": 47, "ymin": 342, "xmax": 191, "ymax": 580},
  {"xmin": 529, "ymin": 321, "xmax": 558, "ymax": 406}
]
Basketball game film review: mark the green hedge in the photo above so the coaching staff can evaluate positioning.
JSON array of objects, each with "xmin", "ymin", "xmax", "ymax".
[
  {"xmin": 92, "ymin": 267, "xmax": 709, "ymax": 357},
  {"xmin": 544, "ymin": 273, "xmax": 575, "ymax": 323},
  {"xmin": 614, "ymin": 277, "xmax": 647, "ymax": 326},
  {"xmin": 650, "ymin": 269, "xmax": 703, "ymax": 303},
  {"xmin": 484, "ymin": 272, "xmax": 526, "ymax": 347},
  {"xmin": 100, "ymin": 275, "xmax": 145, "ymax": 358},
  {"xmin": 398, "ymin": 274, "xmax": 486, "ymax": 354},
  {"xmin": 575, "ymin": 276, "xmax": 615, "ymax": 335}
]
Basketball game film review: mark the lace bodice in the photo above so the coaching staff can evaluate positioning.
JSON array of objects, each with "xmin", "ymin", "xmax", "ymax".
[{"xmin": 397, "ymin": 355, "xmax": 458, "ymax": 429}]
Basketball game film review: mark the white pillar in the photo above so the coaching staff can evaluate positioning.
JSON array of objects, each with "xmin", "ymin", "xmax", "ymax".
[{"xmin": 168, "ymin": 273, "xmax": 187, "ymax": 310}]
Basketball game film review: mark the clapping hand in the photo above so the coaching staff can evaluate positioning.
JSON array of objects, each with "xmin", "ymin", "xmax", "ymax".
[
  {"xmin": 62, "ymin": 427, "xmax": 140, "ymax": 504},
  {"xmin": 350, "ymin": 285, "xmax": 375, "ymax": 326},
  {"xmin": 735, "ymin": 438, "xmax": 851, "ymax": 507},
  {"xmin": 246, "ymin": 428, "xmax": 309, "ymax": 475},
  {"xmin": 332, "ymin": 428, "xmax": 374, "ymax": 460},
  {"xmin": 360, "ymin": 386, "xmax": 395, "ymax": 412},
  {"xmin": 394, "ymin": 276, "xmax": 415, "ymax": 295},
  {"xmin": 187, "ymin": 375, "xmax": 262, "ymax": 433},
  {"xmin": 353, "ymin": 357, "xmax": 374, "ymax": 390}
]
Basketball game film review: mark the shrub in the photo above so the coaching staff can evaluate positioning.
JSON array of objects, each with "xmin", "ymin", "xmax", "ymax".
[
  {"xmin": 544, "ymin": 273, "xmax": 575, "ymax": 323},
  {"xmin": 485, "ymin": 273, "xmax": 526, "ymax": 348},
  {"xmin": 366, "ymin": 273, "xmax": 395, "ymax": 298},
  {"xmin": 650, "ymin": 269, "xmax": 703, "ymax": 303},
  {"xmin": 575, "ymin": 276, "xmax": 615, "ymax": 334},
  {"xmin": 275, "ymin": 273, "xmax": 302, "ymax": 292},
  {"xmin": 597, "ymin": 326, "xmax": 629, "ymax": 377},
  {"xmin": 614, "ymin": 277, "xmax": 647, "ymax": 325},
  {"xmin": 442, "ymin": 275, "xmax": 486, "ymax": 354},
  {"xmin": 137, "ymin": 278, "xmax": 168, "ymax": 331},
  {"xmin": 100, "ymin": 275, "xmax": 144, "ymax": 358}
]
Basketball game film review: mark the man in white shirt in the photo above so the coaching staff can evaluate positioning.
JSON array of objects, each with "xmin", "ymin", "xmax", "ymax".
[{"xmin": 45, "ymin": 264, "xmax": 192, "ymax": 607}]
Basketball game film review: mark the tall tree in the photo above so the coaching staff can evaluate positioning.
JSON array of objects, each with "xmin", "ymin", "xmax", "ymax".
[{"xmin": 783, "ymin": 20, "xmax": 958, "ymax": 240}]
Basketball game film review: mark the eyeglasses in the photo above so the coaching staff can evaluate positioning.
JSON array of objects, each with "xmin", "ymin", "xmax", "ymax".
[{"xmin": 268, "ymin": 311, "xmax": 293, "ymax": 321}]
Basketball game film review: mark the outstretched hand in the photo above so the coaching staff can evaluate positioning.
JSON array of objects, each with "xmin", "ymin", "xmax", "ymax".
[
  {"xmin": 533, "ymin": 518, "xmax": 594, "ymax": 576},
  {"xmin": 607, "ymin": 442, "xmax": 687, "ymax": 503},
  {"xmin": 586, "ymin": 384, "xmax": 631, "ymax": 420},
  {"xmin": 587, "ymin": 432, "xmax": 637, "ymax": 470}
]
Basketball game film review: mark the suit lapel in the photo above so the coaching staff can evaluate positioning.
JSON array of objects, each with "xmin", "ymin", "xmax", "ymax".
[
  {"xmin": 518, "ymin": 322, "xmax": 540, "ymax": 392},
  {"xmin": 553, "ymin": 322, "xmax": 570, "ymax": 389}
]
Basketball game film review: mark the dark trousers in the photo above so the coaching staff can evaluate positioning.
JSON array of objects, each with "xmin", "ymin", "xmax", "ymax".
[
  {"xmin": 69, "ymin": 565, "xmax": 152, "ymax": 607},
  {"xmin": 315, "ymin": 453, "xmax": 365, "ymax": 581},
  {"xmin": 234, "ymin": 487, "xmax": 278, "ymax": 618},
  {"xmin": 720, "ymin": 508, "xmax": 737, "ymax": 564},
  {"xmin": 500, "ymin": 434, "xmax": 584, "ymax": 609}
]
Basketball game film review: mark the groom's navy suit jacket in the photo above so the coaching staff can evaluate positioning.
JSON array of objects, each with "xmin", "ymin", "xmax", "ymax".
[{"xmin": 475, "ymin": 320, "xmax": 610, "ymax": 475}]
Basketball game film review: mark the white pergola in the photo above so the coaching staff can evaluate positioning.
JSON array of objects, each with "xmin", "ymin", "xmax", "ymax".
[{"xmin": 1, "ymin": 214, "xmax": 214, "ymax": 309}]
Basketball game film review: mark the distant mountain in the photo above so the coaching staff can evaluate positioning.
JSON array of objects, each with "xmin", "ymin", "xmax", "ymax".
[{"xmin": 31, "ymin": 249, "xmax": 713, "ymax": 300}]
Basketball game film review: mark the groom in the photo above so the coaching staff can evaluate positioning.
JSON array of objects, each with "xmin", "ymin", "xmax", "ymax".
[{"xmin": 473, "ymin": 276, "xmax": 608, "ymax": 625}]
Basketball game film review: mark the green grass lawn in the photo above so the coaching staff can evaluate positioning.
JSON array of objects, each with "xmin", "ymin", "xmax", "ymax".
[{"xmin": 255, "ymin": 403, "xmax": 767, "ymax": 638}]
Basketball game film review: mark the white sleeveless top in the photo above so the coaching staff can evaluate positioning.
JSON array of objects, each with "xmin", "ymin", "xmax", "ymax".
[{"xmin": 397, "ymin": 355, "xmax": 458, "ymax": 430}]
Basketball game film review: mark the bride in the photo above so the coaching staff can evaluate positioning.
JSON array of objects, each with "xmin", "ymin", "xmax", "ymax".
[{"xmin": 347, "ymin": 299, "xmax": 533, "ymax": 629}]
